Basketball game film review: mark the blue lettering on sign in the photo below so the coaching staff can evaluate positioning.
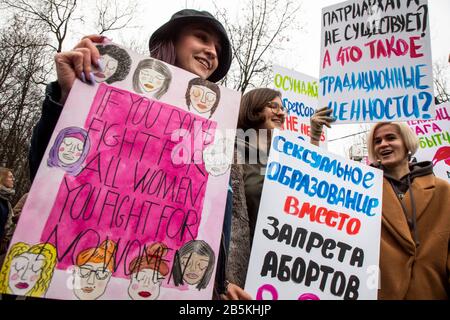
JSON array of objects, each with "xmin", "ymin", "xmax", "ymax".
[
  {"xmin": 282, "ymin": 98, "xmax": 315, "ymax": 118},
  {"xmin": 320, "ymin": 64, "xmax": 430, "ymax": 96},
  {"xmin": 267, "ymin": 160, "xmax": 379, "ymax": 217},
  {"xmin": 328, "ymin": 91, "xmax": 433, "ymax": 121},
  {"xmin": 272, "ymin": 135, "xmax": 377, "ymax": 190}
]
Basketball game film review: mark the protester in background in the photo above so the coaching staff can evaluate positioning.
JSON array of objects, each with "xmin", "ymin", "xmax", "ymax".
[
  {"xmin": 0, "ymin": 193, "xmax": 28, "ymax": 261},
  {"xmin": 367, "ymin": 122, "xmax": 450, "ymax": 299},
  {"xmin": 224, "ymin": 88, "xmax": 285, "ymax": 300},
  {"xmin": 0, "ymin": 168, "xmax": 15, "ymax": 257},
  {"xmin": 224, "ymin": 97, "xmax": 336, "ymax": 300},
  {"xmin": 28, "ymin": 9, "xmax": 233, "ymax": 299}
]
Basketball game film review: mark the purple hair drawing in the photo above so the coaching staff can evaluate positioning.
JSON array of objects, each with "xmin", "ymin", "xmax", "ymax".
[{"xmin": 47, "ymin": 126, "xmax": 91, "ymax": 176}]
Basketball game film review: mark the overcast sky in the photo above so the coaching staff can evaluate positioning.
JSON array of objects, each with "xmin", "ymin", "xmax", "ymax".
[{"xmin": 70, "ymin": 0, "xmax": 450, "ymax": 157}]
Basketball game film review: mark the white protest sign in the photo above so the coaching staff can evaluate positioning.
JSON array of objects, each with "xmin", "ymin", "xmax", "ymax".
[
  {"xmin": 273, "ymin": 65, "xmax": 328, "ymax": 148},
  {"xmin": 319, "ymin": 0, "xmax": 435, "ymax": 123},
  {"xmin": 245, "ymin": 129, "xmax": 383, "ymax": 300}
]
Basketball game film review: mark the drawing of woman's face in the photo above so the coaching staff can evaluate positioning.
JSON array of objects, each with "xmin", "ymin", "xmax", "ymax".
[
  {"xmin": 203, "ymin": 139, "xmax": 231, "ymax": 176},
  {"xmin": 95, "ymin": 54, "xmax": 118, "ymax": 83},
  {"xmin": 139, "ymin": 68, "xmax": 165, "ymax": 93},
  {"xmin": 58, "ymin": 136, "xmax": 84, "ymax": 165},
  {"xmin": 180, "ymin": 252, "xmax": 210, "ymax": 285},
  {"xmin": 73, "ymin": 262, "xmax": 112, "ymax": 300},
  {"xmin": 189, "ymin": 85, "xmax": 217, "ymax": 114},
  {"xmin": 9, "ymin": 253, "xmax": 44, "ymax": 295},
  {"xmin": 128, "ymin": 269, "xmax": 162, "ymax": 300}
]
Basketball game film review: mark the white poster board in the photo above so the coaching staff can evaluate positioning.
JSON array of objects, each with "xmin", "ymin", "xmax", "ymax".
[
  {"xmin": 245, "ymin": 129, "xmax": 383, "ymax": 300},
  {"xmin": 273, "ymin": 65, "xmax": 327, "ymax": 148},
  {"xmin": 319, "ymin": 0, "xmax": 435, "ymax": 123}
]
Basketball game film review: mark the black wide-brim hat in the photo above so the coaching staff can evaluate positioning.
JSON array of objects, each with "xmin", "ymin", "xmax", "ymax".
[{"xmin": 149, "ymin": 9, "xmax": 232, "ymax": 83}]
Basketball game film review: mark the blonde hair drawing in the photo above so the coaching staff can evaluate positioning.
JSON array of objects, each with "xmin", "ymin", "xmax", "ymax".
[{"xmin": 0, "ymin": 242, "xmax": 57, "ymax": 297}]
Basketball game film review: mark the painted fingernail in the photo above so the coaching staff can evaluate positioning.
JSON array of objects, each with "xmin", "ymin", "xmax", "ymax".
[
  {"xmin": 89, "ymin": 72, "xmax": 96, "ymax": 85},
  {"xmin": 97, "ymin": 58, "xmax": 104, "ymax": 72},
  {"xmin": 102, "ymin": 36, "xmax": 113, "ymax": 43},
  {"xmin": 80, "ymin": 72, "xmax": 87, "ymax": 83}
]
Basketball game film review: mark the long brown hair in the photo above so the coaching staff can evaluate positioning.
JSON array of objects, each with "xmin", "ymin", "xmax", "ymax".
[{"xmin": 238, "ymin": 88, "xmax": 282, "ymax": 131}]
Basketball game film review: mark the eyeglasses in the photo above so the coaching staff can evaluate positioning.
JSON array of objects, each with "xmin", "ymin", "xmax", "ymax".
[
  {"xmin": 78, "ymin": 266, "xmax": 111, "ymax": 280},
  {"xmin": 266, "ymin": 101, "xmax": 287, "ymax": 114}
]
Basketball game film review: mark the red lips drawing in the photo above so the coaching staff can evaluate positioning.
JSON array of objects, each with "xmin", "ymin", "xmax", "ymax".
[{"xmin": 432, "ymin": 146, "xmax": 450, "ymax": 166}]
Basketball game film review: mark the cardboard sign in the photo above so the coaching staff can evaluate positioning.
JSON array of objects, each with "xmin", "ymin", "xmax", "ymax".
[
  {"xmin": 245, "ymin": 130, "xmax": 383, "ymax": 300},
  {"xmin": 0, "ymin": 43, "xmax": 240, "ymax": 300},
  {"xmin": 319, "ymin": 0, "xmax": 435, "ymax": 123}
]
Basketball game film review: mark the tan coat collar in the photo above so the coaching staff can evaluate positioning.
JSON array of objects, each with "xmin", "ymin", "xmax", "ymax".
[{"xmin": 382, "ymin": 175, "xmax": 435, "ymax": 250}]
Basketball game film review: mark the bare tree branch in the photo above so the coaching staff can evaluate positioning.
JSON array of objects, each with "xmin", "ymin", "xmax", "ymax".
[
  {"xmin": 214, "ymin": 0, "xmax": 302, "ymax": 93},
  {"xmin": 0, "ymin": 14, "xmax": 50, "ymax": 202},
  {"xmin": 95, "ymin": 0, "xmax": 137, "ymax": 35},
  {"xmin": 0, "ymin": 0, "xmax": 78, "ymax": 52}
]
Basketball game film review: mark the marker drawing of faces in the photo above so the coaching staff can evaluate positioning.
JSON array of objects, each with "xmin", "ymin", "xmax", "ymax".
[
  {"xmin": 47, "ymin": 127, "xmax": 90, "ymax": 176},
  {"xmin": 185, "ymin": 78, "xmax": 221, "ymax": 119},
  {"xmin": 132, "ymin": 59, "xmax": 172, "ymax": 99},
  {"xmin": 128, "ymin": 269, "xmax": 163, "ymax": 300},
  {"xmin": 190, "ymin": 85, "xmax": 217, "ymax": 114},
  {"xmin": 58, "ymin": 136, "xmax": 84, "ymax": 165},
  {"xmin": 180, "ymin": 252, "xmax": 210, "ymax": 286},
  {"xmin": 172, "ymin": 240, "xmax": 215, "ymax": 290},
  {"xmin": 139, "ymin": 68, "xmax": 165, "ymax": 93},
  {"xmin": 94, "ymin": 44, "xmax": 132, "ymax": 84},
  {"xmin": 203, "ymin": 138, "xmax": 231, "ymax": 176},
  {"xmin": 9, "ymin": 252, "xmax": 45, "ymax": 296},
  {"xmin": 72, "ymin": 262, "xmax": 112, "ymax": 300},
  {"xmin": 95, "ymin": 54, "xmax": 118, "ymax": 83}
]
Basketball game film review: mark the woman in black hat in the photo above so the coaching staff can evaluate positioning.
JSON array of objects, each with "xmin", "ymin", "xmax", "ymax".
[
  {"xmin": 28, "ymin": 8, "xmax": 237, "ymax": 300},
  {"xmin": 29, "ymin": 9, "xmax": 232, "ymax": 180}
]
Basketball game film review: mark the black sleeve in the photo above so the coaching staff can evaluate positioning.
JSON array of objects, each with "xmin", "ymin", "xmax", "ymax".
[
  {"xmin": 29, "ymin": 81, "xmax": 63, "ymax": 182},
  {"xmin": 213, "ymin": 182, "xmax": 233, "ymax": 298}
]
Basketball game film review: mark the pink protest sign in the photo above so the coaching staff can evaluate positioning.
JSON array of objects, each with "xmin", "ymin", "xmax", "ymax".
[{"xmin": 0, "ymin": 44, "xmax": 241, "ymax": 300}]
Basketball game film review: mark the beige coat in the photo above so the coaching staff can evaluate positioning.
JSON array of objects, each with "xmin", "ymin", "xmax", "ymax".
[{"xmin": 379, "ymin": 174, "xmax": 450, "ymax": 299}]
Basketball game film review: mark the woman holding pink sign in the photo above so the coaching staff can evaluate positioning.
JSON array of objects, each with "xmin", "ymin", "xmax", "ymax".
[
  {"xmin": 367, "ymin": 122, "xmax": 450, "ymax": 299},
  {"xmin": 28, "ymin": 9, "xmax": 234, "ymax": 300}
]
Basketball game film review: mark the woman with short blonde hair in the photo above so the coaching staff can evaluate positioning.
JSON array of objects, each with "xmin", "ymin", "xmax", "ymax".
[{"xmin": 367, "ymin": 121, "xmax": 450, "ymax": 299}]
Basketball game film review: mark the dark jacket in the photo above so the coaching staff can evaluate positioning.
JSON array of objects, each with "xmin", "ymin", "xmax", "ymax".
[
  {"xmin": 29, "ymin": 81, "xmax": 63, "ymax": 182},
  {"xmin": 226, "ymin": 137, "xmax": 267, "ymax": 288},
  {"xmin": 0, "ymin": 188, "xmax": 14, "ymax": 254}
]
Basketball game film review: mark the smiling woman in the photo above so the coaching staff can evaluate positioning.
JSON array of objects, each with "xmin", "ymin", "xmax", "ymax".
[
  {"xmin": 29, "ymin": 8, "xmax": 234, "ymax": 301},
  {"xmin": 366, "ymin": 122, "xmax": 450, "ymax": 299},
  {"xmin": 224, "ymin": 88, "xmax": 285, "ymax": 300}
]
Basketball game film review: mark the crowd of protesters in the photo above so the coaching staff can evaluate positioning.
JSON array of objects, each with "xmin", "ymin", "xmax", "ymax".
[{"xmin": 0, "ymin": 8, "xmax": 448, "ymax": 301}]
